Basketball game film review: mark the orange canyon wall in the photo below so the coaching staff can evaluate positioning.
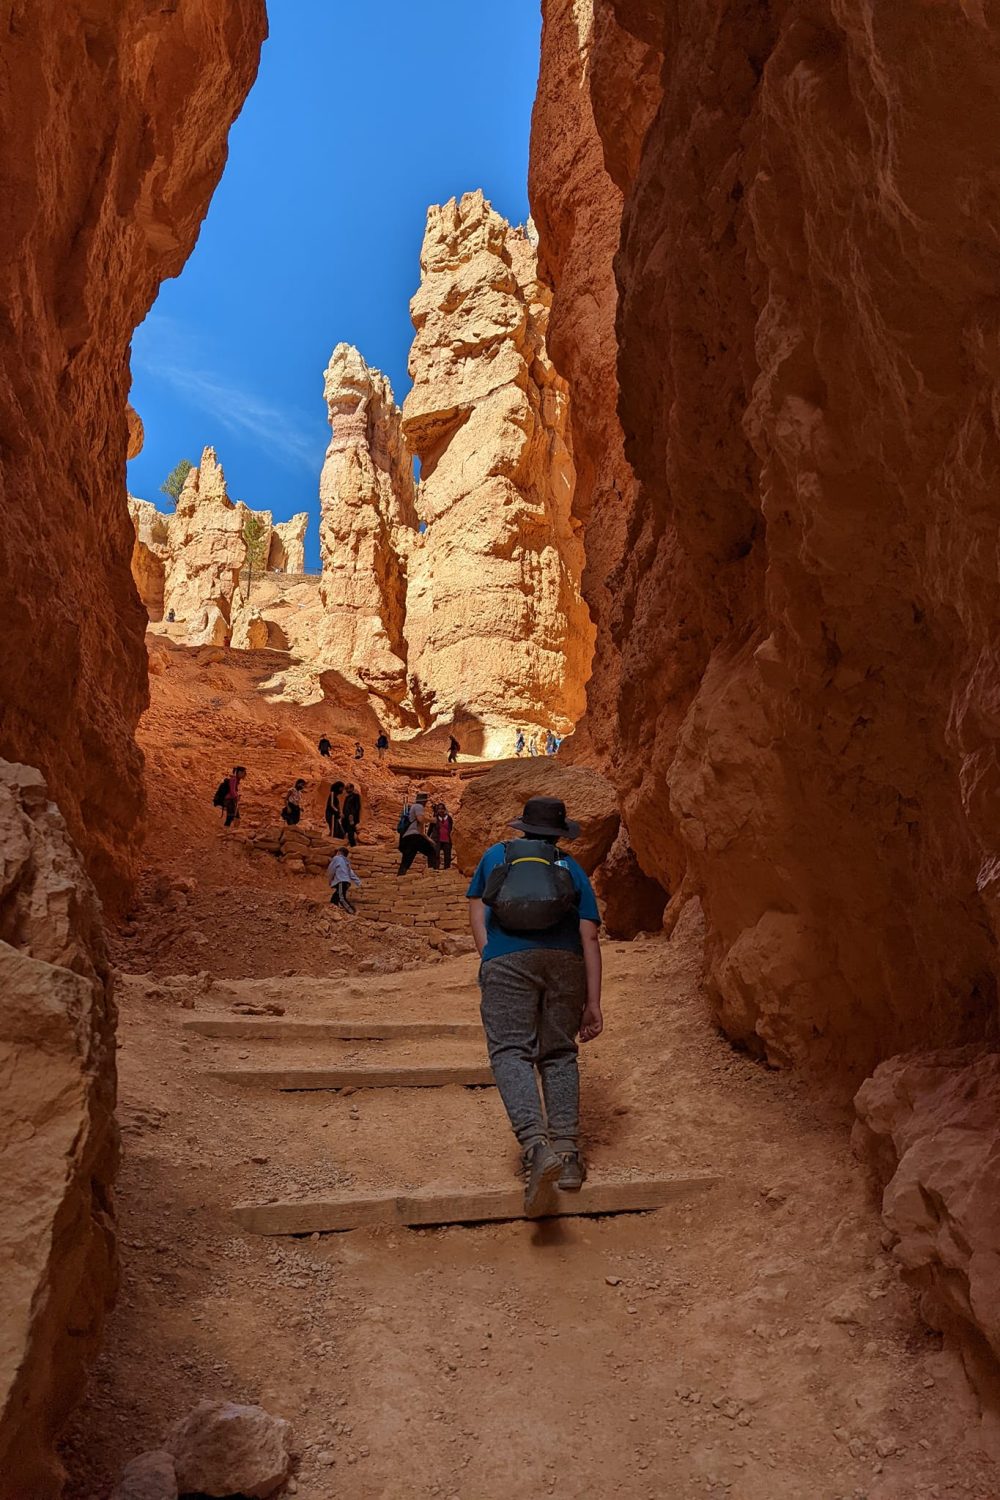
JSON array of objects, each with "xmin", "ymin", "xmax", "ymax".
[
  {"xmin": 531, "ymin": 0, "xmax": 1000, "ymax": 1076},
  {"xmin": 0, "ymin": 0, "xmax": 266, "ymax": 909}
]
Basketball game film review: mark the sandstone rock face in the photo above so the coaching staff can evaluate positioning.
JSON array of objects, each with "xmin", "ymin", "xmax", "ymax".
[
  {"xmin": 593, "ymin": 824, "xmax": 668, "ymax": 941},
  {"xmin": 453, "ymin": 760, "xmax": 619, "ymax": 877},
  {"xmin": 162, "ymin": 447, "xmax": 247, "ymax": 627},
  {"xmin": 531, "ymin": 0, "xmax": 1000, "ymax": 1074},
  {"xmin": 0, "ymin": 760, "xmax": 118, "ymax": 1499},
  {"xmin": 318, "ymin": 343, "xmax": 417, "ymax": 707},
  {"xmin": 126, "ymin": 404, "xmax": 145, "ymax": 462},
  {"xmin": 165, "ymin": 1401, "xmax": 292, "ymax": 1499},
  {"xmin": 854, "ymin": 1049, "xmax": 1000, "ymax": 1424},
  {"xmin": 0, "ymin": 0, "xmax": 265, "ymax": 907},
  {"xmin": 131, "ymin": 446, "xmax": 310, "ymax": 645},
  {"xmin": 402, "ymin": 191, "xmax": 594, "ymax": 756},
  {"xmin": 269, "ymin": 513, "xmax": 309, "ymax": 574},
  {"xmin": 129, "ymin": 497, "xmax": 170, "ymax": 622},
  {"xmin": 529, "ymin": 0, "xmax": 658, "ymax": 771}
]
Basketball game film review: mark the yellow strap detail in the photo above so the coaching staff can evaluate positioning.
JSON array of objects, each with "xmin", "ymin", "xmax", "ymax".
[{"xmin": 511, "ymin": 857, "xmax": 551, "ymax": 865}]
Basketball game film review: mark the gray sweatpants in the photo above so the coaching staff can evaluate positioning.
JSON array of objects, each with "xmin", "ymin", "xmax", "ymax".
[{"xmin": 478, "ymin": 948, "xmax": 587, "ymax": 1151}]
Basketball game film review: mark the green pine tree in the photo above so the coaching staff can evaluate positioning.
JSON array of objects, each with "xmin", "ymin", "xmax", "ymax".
[{"xmin": 159, "ymin": 458, "xmax": 194, "ymax": 510}]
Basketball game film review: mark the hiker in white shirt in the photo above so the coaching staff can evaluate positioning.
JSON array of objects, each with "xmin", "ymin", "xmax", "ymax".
[{"xmin": 327, "ymin": 847, "xmax": 362, "ymax": 913}]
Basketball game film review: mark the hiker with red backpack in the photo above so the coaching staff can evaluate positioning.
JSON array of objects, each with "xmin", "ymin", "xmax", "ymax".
[
  {"xmin": 213, "ymin": 766, "xmax": 246, "ymax": 828},
  {"xmin": 466, "ymin": 796, "xmax": 603, "ymax": 1213}
]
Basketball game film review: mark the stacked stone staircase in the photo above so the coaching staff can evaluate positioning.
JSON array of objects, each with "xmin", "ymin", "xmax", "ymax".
[{"xmin": 243, "ymin": 823, "xmax": 470, "ymax": 942}]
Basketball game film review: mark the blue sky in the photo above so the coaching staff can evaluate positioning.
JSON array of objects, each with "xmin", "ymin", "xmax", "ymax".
[{"xmin": 128, "ymin": 2, "xmax": 541, "ymax": 567}]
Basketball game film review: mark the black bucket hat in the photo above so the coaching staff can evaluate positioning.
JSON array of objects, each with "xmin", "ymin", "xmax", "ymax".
[{"xmin": 509, "ymin": 796, "xmax": 580, "ymax": 841}]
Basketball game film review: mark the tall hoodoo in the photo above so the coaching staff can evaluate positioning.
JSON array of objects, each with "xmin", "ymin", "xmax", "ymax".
[
  {"xmin": 128, "ymin": 446, "xmax": 309, "ymax": 641},
  {"xmin": 401, "ymin": 190, "xmax": 593, "ymax": 756},
  {"xmin": 318, "ymin": 343, "xmax": 418, "ymax": 707},
  {"xmin": 0, "ymin": 0, "xmax": 266, "ymax": 908}
]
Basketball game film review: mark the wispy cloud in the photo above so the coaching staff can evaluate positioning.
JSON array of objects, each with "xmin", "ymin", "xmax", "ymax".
[{"xmin": 132, "ymin": 313, "xmax": 318, "ymax": 474}]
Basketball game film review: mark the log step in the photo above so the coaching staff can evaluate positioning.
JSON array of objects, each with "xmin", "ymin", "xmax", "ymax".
[
  {"xmin": 207, "ymin": 1064, "xmax": 495, "ymax": 1091},
  {"xmin": 234, "ymin": 1175, "xmax": 720, "ymax": 1235},
  {"xmin": 184, "ymin": 1018, "xmax": 482, "ymax": 1042}
]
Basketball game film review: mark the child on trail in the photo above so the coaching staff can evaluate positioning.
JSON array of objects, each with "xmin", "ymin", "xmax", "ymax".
[
  {"xmin": 434, "ymin": 803, "xmax": 454, "ymax": 870},
  {"xmin": 325, "ymin": 780, "xmax": 345, "ymax": 838},
  {"xmin": 327, "ymin": 846, "xmax": 362, "ymax": 913},
  {"xmin": 214, "ymin": 766, "xmax": 246, "ymax": 828},
  {"xmin": 281, "ymin": 779, "xmax": 306, "ymax": 826},
  {"xmin": 318, "ymin": 736, "xmax": 332, "ymax": 758},
  {"xmin": 466, "ymin": 796, "xmax": 603, "ymax": 1214},
  {"xmin": 354, "ymin": 741, "xmax": 365, "ymax": 761},
  {"xmin": 343, "ymin": 783, "xmax": 362, "ymax": 846},
  {"xmin": 397, "ymin": 792, "xmax": 438, "ymax": 875}
]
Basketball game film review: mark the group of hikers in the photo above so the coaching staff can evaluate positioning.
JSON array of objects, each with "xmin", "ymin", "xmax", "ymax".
[
  {"xmin": 317, "ymin": 728, "xmax": 461, "ymax": 765},
  {"xmin": 396, "ymin": 792, "xmax": 455, "ymax": 874},
  {"xmin": 515, "ymin": 728, "xmax": 563, "ymax": 758},
  {"xmin": 214, "ymin": 759, "xmax": 601, "ymax": 1214},
  {"xmin": 319, "ymin": 731, "xmax": 391, "ymax": 763}
]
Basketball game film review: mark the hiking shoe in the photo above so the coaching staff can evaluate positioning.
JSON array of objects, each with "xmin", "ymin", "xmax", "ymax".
[
  {"xmin": 557, "ymin": 1151, "xmax": 587, "ymax": 1191},
  {"xmin": 523, "ymin": 1141, "xmax": 562, "ymax": 1215}
]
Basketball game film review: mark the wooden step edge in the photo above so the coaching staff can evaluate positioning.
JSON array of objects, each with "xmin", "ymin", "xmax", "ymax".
[
  {"xmin": 206, "ymin": 1065, "xmax": 495, "ymax": 1090},
  {"xmin": 183, "ymin": 1018, "xmax": 482, "ymax": 1041},
  {"xmin": 232, "ymin": 1174, "xmax": 721, "ymax": 1235}
]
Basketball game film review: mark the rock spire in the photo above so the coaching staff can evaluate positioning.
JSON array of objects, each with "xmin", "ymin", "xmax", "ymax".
[
  {"xmin": 317, "ymin": 344, "xmax": 417, "ymax": 706},
  {"xmin": 401, "ymin": 190, "xmax": 593, "ymax": 755}
]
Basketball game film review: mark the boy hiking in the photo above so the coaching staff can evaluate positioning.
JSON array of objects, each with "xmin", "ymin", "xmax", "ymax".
[
  {"xmin": 327, "ymin": 846, "xmax": 362, "ymax": 913},
  {"xmin": 466, "ymin": 796, "xmax": 603, "ymax": 1213}
]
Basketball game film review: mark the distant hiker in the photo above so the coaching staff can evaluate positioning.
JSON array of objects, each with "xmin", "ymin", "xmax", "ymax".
[
  {"xmin": 554, "ymin": 735, "xmax": 563, "ymax": 755},
  {"xmin": 528, "ymin": 734, "xmax": 539, "ymax": 757},
  {"xmin": 376, "ymin": 730, "xmax": 390, "ymax": 761},
  {"xmin": 545, "ymin": 730, "xmax": 556, "ymax": 757},
  {"xmin": 167, "ymin": 608, "xmax": 176, "ymax": 623},
  {"xmin": 434, "ymin": 802, "xmax": 454, "ymax": 870},
  {"xmin": 325, "ymin": 779, "xmax": 346, "ymax": 838},
  {"xmin": 343, "ymin": 783, "xmax": 362, "ymax": 847},
  {"xmin": 354, "ymin": 741, "xmax": 365, "ymax": 761},
  {"xmin": 213, "ymin": 765, "xmax": 246, "ymax": 828},
  {"xmin": 467, "ymin": 796, "xmax": 603, "ymax": 1214},
  {"xmin": 448, "ymin": 735, "xmax": 460, "ymax": 765},
  {"xmin": 281, "ymin": 778, "xmax": 306, "ymax": 826},
  {"xmin": 327, "ymin": 846, "xmax": 362, "ymax": 913},
  {"xmin": 318, "ymin": 736, "xmax": 332, "ymax": 758},
  {"xmin": 515, "ymin": 730, "xmax": 525, "ymax": 758},
  {"xmin": 398, "ymin": 792, "xmax": 438, "ymax": 875}
]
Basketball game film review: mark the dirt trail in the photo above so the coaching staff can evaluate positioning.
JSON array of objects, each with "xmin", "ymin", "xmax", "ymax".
[
  {"xmin": 62, "ymin": 900, "xmax": 999, "ymax": 1500},
  {"xmin": 61, "ymin": 640, "xmax": 999, "ymax": 1497}
]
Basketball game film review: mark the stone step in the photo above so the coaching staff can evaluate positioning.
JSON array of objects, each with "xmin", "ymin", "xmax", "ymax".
[
  {"xmin": 184, "ymin": 1017, "xmax": 481, "ymax": 1041},
  {"xmin": 207, "ymin": 1063, "xmax": 494, "ymax": 1090},
  {"xmin": 232, "ymin": 1175, "xmax": 721, "ymax": 1235}
]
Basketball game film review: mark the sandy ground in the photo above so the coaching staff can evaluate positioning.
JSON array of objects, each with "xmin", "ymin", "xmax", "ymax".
[
  {"xmin": 60, "ymin": 636, "xmax": 1000, "ymax": 1498},
  {"xmin": 62, "ymin": 906, "xmax": 1000, "ymax": 1500}
]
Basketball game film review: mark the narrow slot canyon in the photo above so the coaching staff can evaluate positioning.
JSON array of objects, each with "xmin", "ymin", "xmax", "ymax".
[{"xmin": 2, "ymin": 4, "xmax": 1000, "ymax": 1499}]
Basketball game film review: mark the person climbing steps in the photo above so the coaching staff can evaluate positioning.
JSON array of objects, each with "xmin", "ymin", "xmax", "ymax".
[
  {"xmin": 466, "ymin": 795, "xmax": 603, "ymax": 1213},
  {"xmin": 327, "ymin": 845, "xmax": 362, "ymax": 913}
]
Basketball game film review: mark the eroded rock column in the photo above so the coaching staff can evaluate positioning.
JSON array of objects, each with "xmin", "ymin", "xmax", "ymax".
[
  {"xmin": 401, "ymin": 191, "xmax": 593, "ymax": 757},
  {"xmin": 317, "ymin": 343, "xmax": 418, "ymax": 708}
]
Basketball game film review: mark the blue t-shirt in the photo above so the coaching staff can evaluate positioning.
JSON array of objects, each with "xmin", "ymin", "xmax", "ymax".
[{"xmin": 466, "ymin": 841, "xmax": 601, "ymax": 963}]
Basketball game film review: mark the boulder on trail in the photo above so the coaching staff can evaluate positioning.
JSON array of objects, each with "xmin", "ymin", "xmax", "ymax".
[
  {"xmin": 453, "ymin": 760, "xmax": 620, "ymax": 876},
  {"xmin": 111, "ymin": 1449, "xmax": 178, "ymax": 1500},
  {"xmin": 165, "ymin": 1400, "xmax": 292, "ymax": 1498},
  {"xmin": 853, "ymin": 1047, "xmax": 1000, "ymax": 1409}
]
